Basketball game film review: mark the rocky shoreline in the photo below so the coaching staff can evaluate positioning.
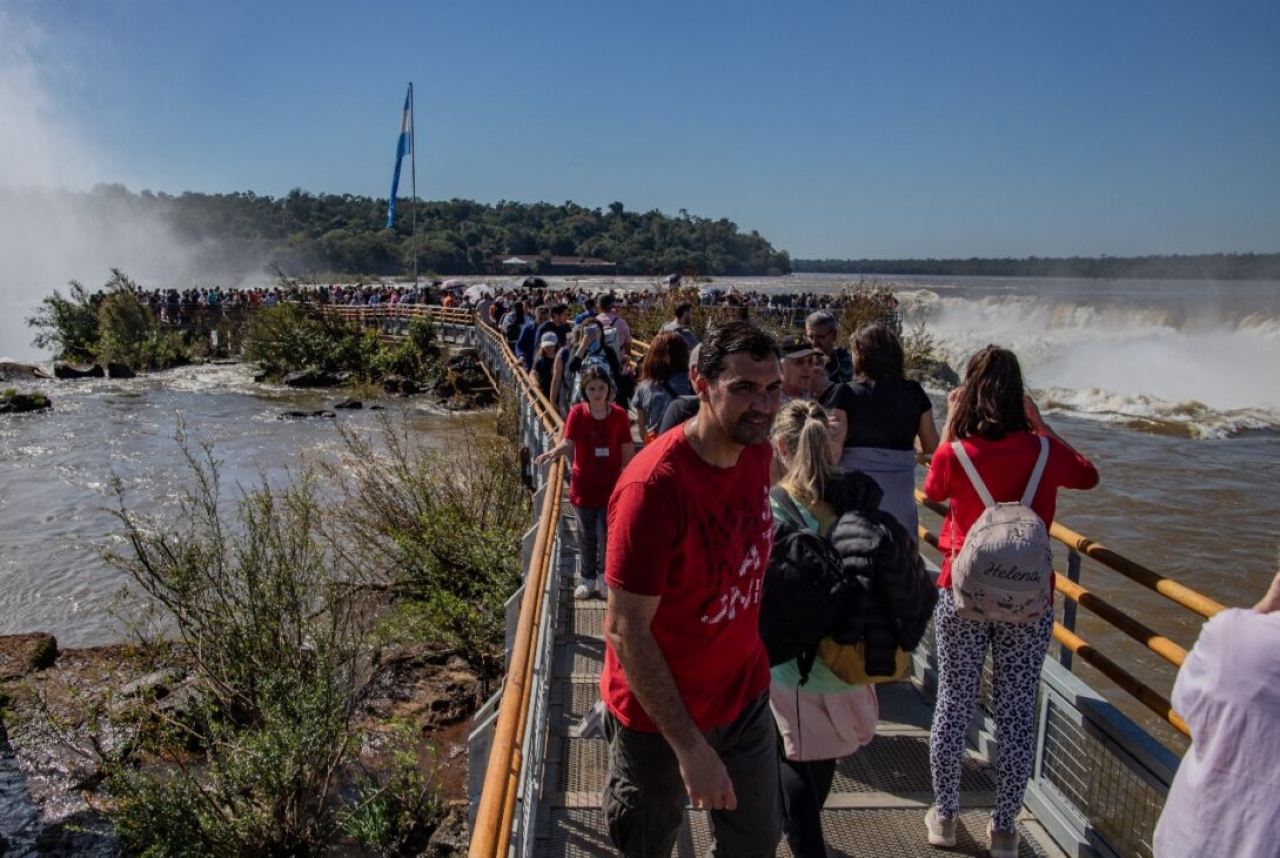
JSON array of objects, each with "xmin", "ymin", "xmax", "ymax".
[{"xmin": 0, "ymin": 622, "xmax": 479, "ymax": 855}]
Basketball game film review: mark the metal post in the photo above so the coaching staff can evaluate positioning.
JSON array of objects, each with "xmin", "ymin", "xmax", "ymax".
[{"xmin": 1060, "ymin": 547, "xmax": 1081, "ymax": 670}]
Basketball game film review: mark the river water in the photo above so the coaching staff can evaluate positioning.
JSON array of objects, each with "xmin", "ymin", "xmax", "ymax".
[{"xmin": 2, "ymin": 273, "xmax": 1279, "ymax": 741}]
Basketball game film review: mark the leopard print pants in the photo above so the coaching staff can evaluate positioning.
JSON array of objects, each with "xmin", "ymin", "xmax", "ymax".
[{"xmin": 928, "ymin": 588, "xmax": 1053, "ymax": 831}]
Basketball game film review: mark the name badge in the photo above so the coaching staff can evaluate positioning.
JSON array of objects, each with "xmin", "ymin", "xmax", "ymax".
[{"xmin": 594, "ymin": 447, "xmax": 610, "ymax": 458}]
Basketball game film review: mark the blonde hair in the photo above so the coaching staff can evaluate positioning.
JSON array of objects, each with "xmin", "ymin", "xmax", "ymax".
[{"xmin": 771, "ymin": 399, "xmax": 838, "ymax": 506}]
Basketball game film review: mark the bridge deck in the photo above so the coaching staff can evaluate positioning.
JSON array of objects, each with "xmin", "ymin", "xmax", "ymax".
[{"xmin": 534, "ymin": 508, "xmax": 1068, "ymax": 858}]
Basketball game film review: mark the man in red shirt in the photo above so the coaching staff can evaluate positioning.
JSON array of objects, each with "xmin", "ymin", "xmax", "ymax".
[{"xmin": 602, "ymin": 320, "xmax": 783, "ymax": 857}]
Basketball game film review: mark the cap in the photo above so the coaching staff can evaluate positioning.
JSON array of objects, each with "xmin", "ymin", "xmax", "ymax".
[
  {"xmin": 780, "ymin": 334, "xmax": 818, "ymax": 360},
  {"xmin": 540, "ymin": 333, "xmax": 559, "ymax": 347}
]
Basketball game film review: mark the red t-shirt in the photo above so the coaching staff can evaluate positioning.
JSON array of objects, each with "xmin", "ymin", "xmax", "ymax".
[
  {"xmin": 602, "ymin": 428, "xmax": 774, "ymax": 733},
  {"xmin": 564, "ymin": 402, "xmax": 632, "ymax": 509},
  {"xmin": 924, "ymin": 431, "xmax": 1099, "ymax": 592}
]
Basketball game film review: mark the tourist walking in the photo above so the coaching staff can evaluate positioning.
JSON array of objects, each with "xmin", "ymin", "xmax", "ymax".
[
  {"xmin": 631, "ymin": 331, "xmax": 691, "ymax": 442},
  {"xmin": 601, "ymin": 321, "xmax": 783, "ymax": 857},
  {"xmin": 533, "ymin": 367, "xmax": 634, "ymax": 600},
  {"xmin": 923, "ymin": 345, "xmax": 1098, "ymax": 857},
  {"xmin": 767, "ymin": 399, "xmax": 932, "ymax": 858}
]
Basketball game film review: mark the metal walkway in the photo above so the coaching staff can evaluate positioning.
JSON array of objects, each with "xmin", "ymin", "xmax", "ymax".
[{"xmin": 535, "ymin": 513, "xmax": 1068, "ymax": 858}]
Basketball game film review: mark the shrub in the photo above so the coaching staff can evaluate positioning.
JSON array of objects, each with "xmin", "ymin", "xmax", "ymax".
[
  {"xmin": 26, "ymin": 280, "xmax": 102, "ymax": 362},
  {"xmin": 104, "ymin": 430, "xmax": 379, "ymax": 855}
]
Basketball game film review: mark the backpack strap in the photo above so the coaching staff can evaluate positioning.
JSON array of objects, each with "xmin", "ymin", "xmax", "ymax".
[
  {"xmin": 950, "ymin": 436, "xmax": 1050, "ymax": 508},
  {"xmin": 1021, "ymin": 436, "xmax": 1051, "ymax": 506},
  {"xmin": 950, "ymin": 441, "xmax": 995, "ymax": 508}
]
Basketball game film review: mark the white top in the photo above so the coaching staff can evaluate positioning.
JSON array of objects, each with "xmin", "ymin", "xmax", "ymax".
[{"xmin": 1154, "ymin": 608, "xmax": 1280, "ymax": 858}]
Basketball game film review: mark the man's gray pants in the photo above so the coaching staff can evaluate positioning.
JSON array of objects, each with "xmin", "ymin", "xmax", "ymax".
[{"xmin": 602, "ymin": 691, "xmax": 781, "ymax": 858}]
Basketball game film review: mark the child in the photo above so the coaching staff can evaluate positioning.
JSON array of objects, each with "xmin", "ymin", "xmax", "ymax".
[{"xmin": 534, "ymin": 367, "xmax": 635, "ymax": 599}]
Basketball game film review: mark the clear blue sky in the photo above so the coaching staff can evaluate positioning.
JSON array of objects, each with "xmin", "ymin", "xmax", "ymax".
[{"xmin": 5, "ymin": 0, "xmax": 1280, "ymax": 259}]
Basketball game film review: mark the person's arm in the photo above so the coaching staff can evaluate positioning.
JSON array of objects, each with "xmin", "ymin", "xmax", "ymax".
[
  {"xmin": 550, "ymin": 353, "xmax": 566, "ymax": 413},
  {"xmin": 605, "ymin": 589, "xmax": 737, "ymax": 810},
  {"xmin": 620, "ymin": 441, "xmax": 636, "ymax": 467},
  {"xmin": 917, "ymin": 409, "xmax": 940, "ymax": 455},
  {"xmin": 534, "ymin": 436, "xmax": 573, "ymax": 465},
  {"xmin": 938, "ymin": 387, "xmax": 963, "ymax": 445},
  {"xmin": 1024, "ymin": 396, "xmax": 1099, "ymax": 489}
]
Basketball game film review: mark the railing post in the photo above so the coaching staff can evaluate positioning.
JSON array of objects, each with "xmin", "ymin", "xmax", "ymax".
[{"xmin": 1059, "ymin": 547, "xmax": 1082, "ymax": 670}]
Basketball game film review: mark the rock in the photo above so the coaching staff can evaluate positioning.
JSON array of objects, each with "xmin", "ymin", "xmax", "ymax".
[
  {"xmin": 283, "ymin": 369, "xmax": 341, "ymax": 388},
  {"xmin": 911, "ymin": 358, "xmax": 961, "ymax": 388},
  {"xmin": 383, "ymin": 375, "xmax": 421, "ymax": 395},
  {"xmin": 0, "ymin": 361, "xmax": 51, "ymax": 382},
  {"xmin": 446, "ymin": 355, "xmax": 491, "ymax": 395},
  {"xmin": 426, "ymin": 802, "xmax": 470, "ymax": 856},
  {"xmin": 119, "ymin": 667, "xmax": 186, "ymax": 700},
  {"xmin": 333, "ymin": 398, "xmax": 363, "ymax": 410},
  {"xmin": 105, "ymin": 362, "xmax": 136, "ymax": 379},
  {"xmin": 0, "ymin": 633, "xmax": 58, "ymax": 680},
  {"xmin": 279, "ymin": 410, "xmax": 336, "ymax": 419},
  {"xmin": 0, "ymin": 392, "xmax": 52, "ymax": 414},
  {"xmin": 52, "ymin": 362, "xmax": 104, "ymax": 380}
]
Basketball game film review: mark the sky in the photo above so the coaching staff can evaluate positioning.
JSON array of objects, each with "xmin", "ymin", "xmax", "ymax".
[{"xmin": 1, "ymin": 0, "xmax": 1278, "ymax": 359}]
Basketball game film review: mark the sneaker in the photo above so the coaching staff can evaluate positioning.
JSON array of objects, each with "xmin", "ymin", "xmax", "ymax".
[
  {"xmin": 925, "ymin": 806, "xmax": 956, "ymax": 848},
  {"xmin": 573, "ymin": 582, "xmax": 591, "ymax": 600},
  {"xmin": 987, "ymin": 821, "xmax": 1019, "ymax": 858},
  {"xmin": 593, "ymin": 578, "xmax": 608, "ymax": 600}
]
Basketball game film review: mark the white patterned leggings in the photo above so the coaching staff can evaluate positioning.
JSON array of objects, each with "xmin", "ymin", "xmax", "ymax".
[{"xmin": 928, "ymin": 588, "xmax": 1053, "ymax": 831}]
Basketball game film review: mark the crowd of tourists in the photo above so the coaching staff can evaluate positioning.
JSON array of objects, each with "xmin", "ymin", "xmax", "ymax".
[{"xmin": 518, "ymin": 305, "xmax": 1105, "ymax": 857}]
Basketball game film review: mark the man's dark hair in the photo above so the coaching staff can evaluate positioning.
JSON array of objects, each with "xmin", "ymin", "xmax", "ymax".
[
  {"xmin": 950, "ymin": 345, "xmax": 1032, "ymax": 441},
  {"xmin": 599, "ymin": 294, "xmax": 616, "ymax": 311},
  {"xmin": 674, "ymin": 301, "xmax": 693, "ymax": 319},
  {"xmin": 697, "ymin": 320, "xmax": 779, "ymax": 381},
  {"xmin": 851, "ymin": 323, "xmax": 904, "ymax": 382},
  {"xmin": 550, "ymin": 303, "xmax": 568, "ymax": 316}
]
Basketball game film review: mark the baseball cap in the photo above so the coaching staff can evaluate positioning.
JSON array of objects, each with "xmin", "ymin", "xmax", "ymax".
[
  {"xmin": 780, "ymin": 334, "xmax": 818, "ymax": 360},
  {"xmin": 540, "ymin": 332, "xmax": 558, "ymax": 347}
]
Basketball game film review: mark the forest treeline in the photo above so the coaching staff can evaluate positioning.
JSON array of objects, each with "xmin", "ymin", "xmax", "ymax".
[
  {"xmin": 26, "ymin": 185, "xmax": 792, "ymax": 278},
  {"xmin": 793, "ymin": 253, "xmax": 1280, "ymax": 281}
]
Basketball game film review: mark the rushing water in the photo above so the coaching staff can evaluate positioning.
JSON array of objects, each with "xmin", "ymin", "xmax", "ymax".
[{"xmin": 2, "ymin": 274, "xmax": 1279, "ymax": 741}]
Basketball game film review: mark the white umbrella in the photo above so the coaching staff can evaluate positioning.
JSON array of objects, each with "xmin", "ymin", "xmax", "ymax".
[
  {"xmin": 463, "ymin": 283, "xmax": 494, "ymax": 302},
  {"xmin": 442, "ymin": 278, "xmax": 467, "ymax": 290}
]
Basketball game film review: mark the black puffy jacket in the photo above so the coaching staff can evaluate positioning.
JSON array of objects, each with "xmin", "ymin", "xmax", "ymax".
[{"xmin": 823, "ymin": 471, "xmax": 938, "ymax": 677}]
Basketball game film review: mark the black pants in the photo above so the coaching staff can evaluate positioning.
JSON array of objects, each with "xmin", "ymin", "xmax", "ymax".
[
  {"xmin": 602, "ymin": 692, "xmax": 781, "ymax": 858},
  {"xmin": 779, "ymin": 753, "xmax": 837, "ymax": 858}
]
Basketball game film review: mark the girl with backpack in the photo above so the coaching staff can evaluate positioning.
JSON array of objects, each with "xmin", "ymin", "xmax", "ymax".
[
  {"xmin": 533, "ymin": 366, "xmax": 634, "ymax": 600},
  {"xmin": 767, "ymin": 400, "xmax": 933, "ymax": 858},
  {"xmin": 632, "ymin": 331, "xmax": 692, "ymax": 442},
  {"xmin": 923, "ymin": 345, "xmax": 1098, "ymax": 858},
  {"xmin": 566, "ymin": 319, "xmax": 622, "ymax": 407}
]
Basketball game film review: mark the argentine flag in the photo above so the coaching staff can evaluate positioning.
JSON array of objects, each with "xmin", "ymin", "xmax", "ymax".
[{"xmin": 387, "ymin": 86, "xmax": 412, "ymax": 228}]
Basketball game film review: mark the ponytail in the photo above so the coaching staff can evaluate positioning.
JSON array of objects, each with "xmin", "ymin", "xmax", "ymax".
[{"xmin": 772, "ymin": 399, "xmax": 838, "ymax": 506}]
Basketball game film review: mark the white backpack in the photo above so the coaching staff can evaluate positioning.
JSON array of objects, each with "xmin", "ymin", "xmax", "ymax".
[{"xmin": 949, "ymin": 437, "xmax": 1053, "ymax": 624}]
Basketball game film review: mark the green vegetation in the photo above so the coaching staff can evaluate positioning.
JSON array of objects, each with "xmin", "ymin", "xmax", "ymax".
[
  {"xmin": 21, "ymin": 185, "xmax": 791, "ymax": 278},
  {"xmin": 27, "ymin": 269, "xmax": 194, "ymax": 370},
  {"xmin": 92, "ymin": 414, "xmax": 529, "ymax": 854},
  {"xmin": 793, "ymin": 252, "xmax": 1280, "ymax": 281}
]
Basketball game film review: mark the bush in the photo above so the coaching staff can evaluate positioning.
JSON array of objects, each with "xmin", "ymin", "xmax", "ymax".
[
  {"xmin": 26, "ymin": 280, "xmax": 102, "ymax": 362},
  {"xmin": 104, "ymin": 430, "xmax": 379, "ymax": 855},
  {"xmin": 329, "ymin": 415, "xmax": 528, "ymax": 682}
]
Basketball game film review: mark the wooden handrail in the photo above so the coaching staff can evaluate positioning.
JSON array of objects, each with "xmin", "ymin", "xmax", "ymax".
[
  {"xmin": 915, "ymin": 489, "xmax": 1225, "ymax": 619},
  {"xmin": 1053, "ymin": 574, "xmax": 1188, "ymax": 667}
]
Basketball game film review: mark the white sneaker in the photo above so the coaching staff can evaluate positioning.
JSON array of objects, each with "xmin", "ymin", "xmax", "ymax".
[
  {"xmin": 925, "ymin": 806, "xmax": 957, "ymax": 848},
  {"xmin": 593, "ymin": 578, "xmax": 608, "ymax": 600},
  {"xmin": 573, "ymin": 582, "xmax": 591, "ymax": 600},
  {"xmin": 987, "ymin": 821, "xmax": 1019, "ymax": 858}
]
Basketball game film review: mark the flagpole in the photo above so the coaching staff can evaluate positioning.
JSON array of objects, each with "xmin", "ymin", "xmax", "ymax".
[{"xmin": 409, "ymin": 82, "xmax": 418, "ymax": 288}]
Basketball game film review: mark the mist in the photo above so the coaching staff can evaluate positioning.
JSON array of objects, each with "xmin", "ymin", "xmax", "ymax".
[{"xmin": 0, "ymin": 9, "xmax": 242, "ymax": 363}]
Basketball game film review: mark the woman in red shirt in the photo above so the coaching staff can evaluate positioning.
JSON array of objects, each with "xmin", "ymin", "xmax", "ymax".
[
  {"xmin": 922, "ymin": 346, "xmax": 1098, "ymax": 858},
  {"xmin": 534, "ymin": 367, "xmax": 635, "ymax": 600}
]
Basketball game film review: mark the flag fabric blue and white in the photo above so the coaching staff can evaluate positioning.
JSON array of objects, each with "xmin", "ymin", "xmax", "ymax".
[{"xmin": 387, "ymin": 86, "xmax": 412, "ymax": 228}]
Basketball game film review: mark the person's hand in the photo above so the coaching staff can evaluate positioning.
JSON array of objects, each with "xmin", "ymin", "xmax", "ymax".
[
  {"xmin": 947, "ymin": 386, "xmax": 964, "ymax": 411},
  {"xmin": 1024, "ymin": 395, "xmax": 1048, "ymax": 434},
  {"xmin": 674, "ymin": 738, "xmax": 737, "ymax": 812},
  {"xmin": 533, "ymin": 449, "xmax": 555, "ymax": 466},
  {"xmin": 1254, "ymin": 566, "xmax": 1280, "ymax": 613}
]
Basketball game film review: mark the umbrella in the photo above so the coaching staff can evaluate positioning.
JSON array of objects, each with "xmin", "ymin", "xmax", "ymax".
[
  {"xmin": 700, "ymin": 285, "xmax": 725, "ymax": 298},
  {"xmin": 463, "ymin": 283, "xmax": 494, "ymax": 302},
  {"xmin": 442, "ymin": 278, "xmax": 467, "ymax": 290},
  {"xmin": 521, "ymin": 276, "xmax": 549, "ymax": 290}
]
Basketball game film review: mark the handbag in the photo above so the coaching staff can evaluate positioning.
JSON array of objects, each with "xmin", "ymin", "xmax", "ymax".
[{"xmin": 816, "ymin": 637, "xmax": 911, "ymax": 685}]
